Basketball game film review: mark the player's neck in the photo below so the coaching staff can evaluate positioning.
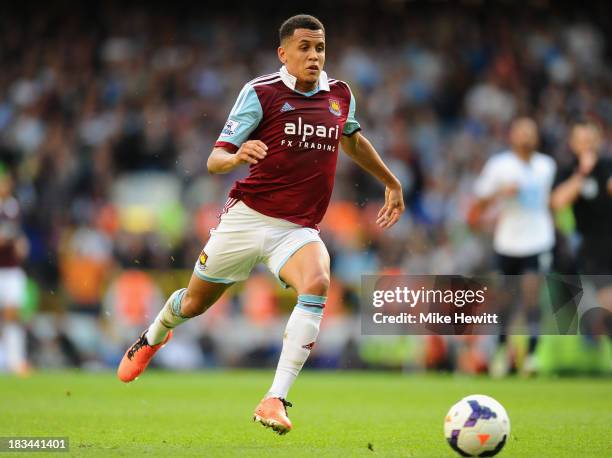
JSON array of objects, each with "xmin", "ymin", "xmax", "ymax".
[
  {"xmin": 514, "ymin": 148, "xmax": 534, "ymax": 161},
  {"xmin": 295, "ymin": 80, "xmax": 318, "ymax": 93}
]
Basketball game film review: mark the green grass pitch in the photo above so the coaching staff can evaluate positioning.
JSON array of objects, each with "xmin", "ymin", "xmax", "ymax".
[{"xmin": 1, "ymin": 371, "xmax": 610, "ymax": 457}]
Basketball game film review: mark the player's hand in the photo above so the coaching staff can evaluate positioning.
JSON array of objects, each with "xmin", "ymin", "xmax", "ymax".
[
  {"xmin": 376, "ymin": 185, "xmax": 405, "ymax": 229},
  {"xmin": 578, "ymin": 150, "xmax": 596, "ymax": 176},
  {"xmin": 236, "ymin": 140, "xmax": 268, "ymax": 165},
  {"xmin": 498, "ymin": 183, "xmax": 519, "ymax": 199}
]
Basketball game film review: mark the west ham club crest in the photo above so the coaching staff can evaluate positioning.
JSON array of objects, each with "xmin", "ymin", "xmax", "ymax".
[{"xmin": 328, "ymin": 98, "xmax": 341, "ymax": 116}]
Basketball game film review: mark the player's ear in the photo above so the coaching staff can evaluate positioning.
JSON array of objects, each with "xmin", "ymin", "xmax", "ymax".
[{"xmin": 277, "ymin": 46, "xmax": 287, "ymax": 65}]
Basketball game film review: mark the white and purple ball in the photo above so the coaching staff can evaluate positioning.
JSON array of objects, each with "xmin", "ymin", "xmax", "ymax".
[{"xmin": 444, "ymin": 394, "xmax": 510, "ymax": 457}]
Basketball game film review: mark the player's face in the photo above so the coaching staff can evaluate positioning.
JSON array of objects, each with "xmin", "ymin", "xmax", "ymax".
[
  {"xmin": 279, "ymin": 28, "xmax": 325, "ymax": 88},
  {"xmin": 509, "ymin": 119, "xmax": 538, "ymax": 152},
  {"xmin": 570, "ymin": 125, "xmax": 602, "ymax": 156}
]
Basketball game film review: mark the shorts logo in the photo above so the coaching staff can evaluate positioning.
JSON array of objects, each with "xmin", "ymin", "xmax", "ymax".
[
  {"xmin": 302, "ymin": 341, "xmax": 315, "ymax": 351},
  {"xmin": 221, "ymin": 119, "xmax": 240, "ymax": 136},
  {"xmin": 328, "ymin": 98, "xmax": 341, "ymax": 116},
  {"xmin": 198, "ymin": 251, "xmax": 208, "ymax": 270}
]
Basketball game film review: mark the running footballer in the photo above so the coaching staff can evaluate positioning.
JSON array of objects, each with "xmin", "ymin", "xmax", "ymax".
[{"xmin": 118, "ymin": 14, "xmax": 404, "ymax": 435}]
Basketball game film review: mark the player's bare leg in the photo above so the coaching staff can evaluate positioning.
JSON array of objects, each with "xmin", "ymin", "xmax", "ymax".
[
  {"xmin": 254, "ymin": 241, "xmax": 330, "ymax": 434},
  {"xmin": 117, "ymin": 274, "xmax": 231, "ymax": 382}
]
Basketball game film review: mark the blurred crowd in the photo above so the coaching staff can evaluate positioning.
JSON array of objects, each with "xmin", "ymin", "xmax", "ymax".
[{"xmin": 0, "ymin": 2, "xmax": 610, "ymax": 373}]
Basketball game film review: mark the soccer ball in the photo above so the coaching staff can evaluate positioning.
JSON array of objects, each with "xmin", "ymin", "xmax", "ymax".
[{"xmin": 444, "ymin": 394, "xmax": 510, "ymax": 457}]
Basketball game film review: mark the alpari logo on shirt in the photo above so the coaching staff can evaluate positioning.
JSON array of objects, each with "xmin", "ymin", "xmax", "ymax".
[
  {"xmin": 329, "ymin": 98, "xmax": 341, "ymax": 116},
  {"xmin": 284, "ymin": 117, "xmax": 339, "ymax": 142}
]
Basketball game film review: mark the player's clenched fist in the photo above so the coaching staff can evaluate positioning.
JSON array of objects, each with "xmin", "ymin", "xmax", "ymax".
[{"xmin": 236, "ymin": 140, "xmax": 268, "ymax": 165}]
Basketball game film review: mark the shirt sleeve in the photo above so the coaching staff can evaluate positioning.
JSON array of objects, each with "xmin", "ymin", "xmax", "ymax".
[
  {"xmin": 215, "ymin": 83, "xmax": 263, "ymax": 152},
  {"xmin": 474, "ymin": 157, "xmax": 501, "ymax": 198},
  {"xmin": 342, "ymin": 88, "xmax": 361, "ymax": 136}
]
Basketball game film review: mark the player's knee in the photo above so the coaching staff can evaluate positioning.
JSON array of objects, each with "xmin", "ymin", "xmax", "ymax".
[{"xmin": 300, "ymin": 272, "xmax": 330, "ymax": 296}]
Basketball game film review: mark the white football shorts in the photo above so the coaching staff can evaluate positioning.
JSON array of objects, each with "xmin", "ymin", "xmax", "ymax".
[
  {"xmin": 194, "ymin": 199, "xmax": 324, "ymax": 288},
  {"xmin": 0, "ymin": 267, "xmax": 26, "ymax": 308}
]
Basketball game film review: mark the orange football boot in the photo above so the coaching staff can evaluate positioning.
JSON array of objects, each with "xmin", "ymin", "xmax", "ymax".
[
  {"xmin": 253, "ymin": 397, "xmax": 293, "ymax": 435},
  {"xmin": 117, "ymin": 330, "xmax": 173, "ymax": 383}
]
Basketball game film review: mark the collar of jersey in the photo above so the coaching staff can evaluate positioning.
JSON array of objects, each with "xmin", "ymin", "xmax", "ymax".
[{"xmin": 280, "ymin": 65, "xmax": 330, "ymax": 96}]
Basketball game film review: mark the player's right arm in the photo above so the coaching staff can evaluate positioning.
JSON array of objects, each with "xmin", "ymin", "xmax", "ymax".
[
  {"xmin": 472, "ymin": 157, "xmax": 518, "ymax": 209},
  {"xmin": 207, "ymin": 83, "xmax": 267, "ymax": 174},
  {"xmin": 207, "ymin": 141, "xmax": 268, "ymax": 174},
  {"xmin": 550, "ymin": 151, "xmax": 596, "ymax": 210},
  {"xmin": 468, "ymin": 156, "xmax": 518, "ymax": 227},
  {"xmin": 473, "ymin": 185, "xmax": 519, "ymax": 209},
  {"xmin": 550, "ymin": 172, "xmax": 586, "ymax": 210}
]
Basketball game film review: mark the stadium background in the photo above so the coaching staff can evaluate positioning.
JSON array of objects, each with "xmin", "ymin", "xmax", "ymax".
[{"xmin": 0, "ymin": 0, "xmax": 610, "ymax": 375}]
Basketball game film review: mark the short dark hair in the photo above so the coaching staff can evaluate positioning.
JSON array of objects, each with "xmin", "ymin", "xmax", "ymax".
[
  {"xmin": 571, "ymin": 118, "xmax": 603, "ymax": 134},
  {"xmin": 279, "ymin": 14, "xmax": 325, "ymax": 44}
]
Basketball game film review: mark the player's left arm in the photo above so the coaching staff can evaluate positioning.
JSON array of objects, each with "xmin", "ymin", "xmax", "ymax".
[{"xmin": 341, "ymin": 131, "xmax": 404, "ymax": 229}]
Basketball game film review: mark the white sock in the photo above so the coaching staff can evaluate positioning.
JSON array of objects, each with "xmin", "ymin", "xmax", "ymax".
[
  {"xmin": 267, "ymin": 294, "xmax": 325, "ymax": 399},
  {"xmin": 146, "ymin": 288, "xmax": 189, "ymax": 345},
  {"xmin": 3, "ymin": 322, "xmax": 26, "ymax": 370}
]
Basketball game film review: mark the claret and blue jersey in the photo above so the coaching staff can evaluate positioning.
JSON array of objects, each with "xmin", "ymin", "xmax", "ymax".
[{"xmin": 215, "ymin": 65, "xmax": 361, "ymax": 229}]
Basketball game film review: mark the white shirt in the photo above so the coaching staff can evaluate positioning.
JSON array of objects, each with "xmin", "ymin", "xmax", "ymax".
[{"xmin": 474, "ymin": 151, "xmax": 556, "ymax": 257}]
